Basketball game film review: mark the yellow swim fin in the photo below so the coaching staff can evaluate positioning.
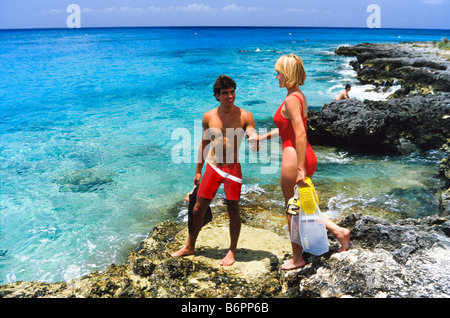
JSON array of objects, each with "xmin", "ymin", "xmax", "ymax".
[
  {"xmin": 286, "ymin": 177, "xmax": 319, "ymax": 215},
  {"xmin": 286, "ymin": 196, "xmax": 300, "ymax": 215},
  {"xmin": 299, "ymin": 177, "xmax": 319, "ymax": 215}
]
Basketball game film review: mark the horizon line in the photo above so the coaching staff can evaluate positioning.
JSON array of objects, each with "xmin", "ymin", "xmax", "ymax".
[{"xmin": 1, "ymin": 25, "xmax": 450, "ymax": 32}]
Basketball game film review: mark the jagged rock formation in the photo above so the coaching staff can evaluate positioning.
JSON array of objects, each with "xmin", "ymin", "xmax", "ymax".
[
  {"xmin": 335, "ymin": 42, "xmax": 450, "ymax": 97},
  {"xmin": 307, "ymin": 93, "xmax": 450, "ymax": 153}
]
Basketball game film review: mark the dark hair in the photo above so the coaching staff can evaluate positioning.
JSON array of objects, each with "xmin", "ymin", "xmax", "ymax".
[
  {"xmin": 213, "ymin": 75, "xmax": 236, "ymax": 101},
  {"xmin": 345, "ymin": 84, "xmax": 351, "ymax": 90}
]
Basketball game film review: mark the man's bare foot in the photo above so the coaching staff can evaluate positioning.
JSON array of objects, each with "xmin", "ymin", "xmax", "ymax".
[
  {"xmin": 337, "ymin": 228, "xmax": 351, "ymax": 252},
  {"xmin": 281, "ymin": 258, "xmax": 306, "ymax": 270},
  {"xmin": 220, "ymin": 249, "xmax": 236, "ymax": 266},
  {"xmin": 171, "ymin": 246, "xmax": 195, "ymax": 258}
]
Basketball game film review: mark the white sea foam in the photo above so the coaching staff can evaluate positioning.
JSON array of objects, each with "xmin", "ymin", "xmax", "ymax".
[
  {"xmin": 178, "ymin": 208, "xmax": 189, "ymax": 222},
  {"xmin": 316, "ymin": 149, "xmax": 351, "ymax": 164},
  {"xmin": 350, "ymin": 84, "xmax": 402, "ymax": 101},
  {"xmin": 338, "ymin": 59, "xmax": 358, "ymax": 79},
  {"xmin": 241, "ymin": 183, "xmax": 266, "ymax": 195}
]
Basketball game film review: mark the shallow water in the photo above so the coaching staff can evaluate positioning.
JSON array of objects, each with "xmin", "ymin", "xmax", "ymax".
[{"xmin": 0, "ymin": 27, "xmax": 448, "ymax": 283}]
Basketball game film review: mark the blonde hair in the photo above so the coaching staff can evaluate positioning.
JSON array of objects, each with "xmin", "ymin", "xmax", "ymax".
[{"xmin": 274, "ymin": 54, "xmax": 306, "ymax": 88}]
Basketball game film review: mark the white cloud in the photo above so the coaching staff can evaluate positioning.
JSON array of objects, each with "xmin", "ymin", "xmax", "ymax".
[
  {"xmin": 222, "ymin": 4, "xmax": 264, "ymax": 12},
  {"xmin": 82, "ymin": 8, "xmax": 96, "ymax": 13},
  {"xmin": 285, "ymin": 8, "xmax": 320, "ymax": 14},
  {"xmin": 181, "ymin": 3, "xmax": 214, "ymax": 12},
  {"xmin": 48, "ymin": 3, "xmax": 264, "ymax": 16},
  {"xmin": 110, "ymin": 3, "xmax": 214, "ymax": 13},
  {"xmin": 421, "ymin": 0, "xmax": 445, "ymax": 3},
  {"xmin": 118, "ymin": 6, "xmax": 145, "ymax": 13},
  {"xmin": 42, "ymin": 9, "xmax": 63, "ymax": 14}
]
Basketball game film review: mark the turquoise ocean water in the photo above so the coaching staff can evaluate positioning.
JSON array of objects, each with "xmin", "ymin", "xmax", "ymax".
[{"xmin": 1, "ymin": 27, "xmax": 449, "ymax": 283}]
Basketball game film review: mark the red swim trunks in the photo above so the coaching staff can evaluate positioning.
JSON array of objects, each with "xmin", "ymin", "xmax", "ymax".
[{"xmin": 197, "ymin": 163, "xmax": 242, "ymax": 201}]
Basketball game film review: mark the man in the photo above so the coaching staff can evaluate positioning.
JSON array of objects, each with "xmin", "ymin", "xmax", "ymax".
[
  {"xmin": 335, "ymin": 84, "xmax": 351, "ymax": 101},
  {"xmin": 172, "ymin": 75, "xmax": 258, "ymax": 266}
]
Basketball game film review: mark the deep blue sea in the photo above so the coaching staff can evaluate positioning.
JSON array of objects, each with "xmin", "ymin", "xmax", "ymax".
[{"xmin": 1, "ymin": 27, "xmax": 449, "ymax": 283}]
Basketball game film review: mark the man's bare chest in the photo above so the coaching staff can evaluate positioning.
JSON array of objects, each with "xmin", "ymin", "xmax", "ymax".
[{"xmin": 208, "ymin": 116, "xmax": 245, "ymax": 133}]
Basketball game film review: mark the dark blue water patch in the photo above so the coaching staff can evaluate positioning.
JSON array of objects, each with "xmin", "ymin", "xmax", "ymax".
[
  {"xmin": 242, "ymin": 100, "xmax": 267, "ymax": 106},
  {"xmin": 387, "ymin": 187, "xmax": 439, "ymax": 216},
  {"xmin": 254, "ymin": 116, "xmax": 277, "ymax": 128},
  {"xmin": 55, "ymin": 168, "xmax": 116, "ymax": 193},
  {"xmin": 126, "ymin": 144, "xmax": 168, "ymax": 159}
]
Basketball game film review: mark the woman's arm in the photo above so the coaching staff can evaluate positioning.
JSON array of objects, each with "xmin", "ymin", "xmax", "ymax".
[{"xmin": 257, "ymin": 128, "xmax": 279, "ymax": 141}]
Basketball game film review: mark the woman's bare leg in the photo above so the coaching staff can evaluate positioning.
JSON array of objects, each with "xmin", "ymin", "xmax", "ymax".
[
  {"xmin": 280, "ymin": 148, "xmax": 350, "ymax": 269},
  {"xmin": 280, "ymin": 148, "xmax": 306, "ymax": 269}
]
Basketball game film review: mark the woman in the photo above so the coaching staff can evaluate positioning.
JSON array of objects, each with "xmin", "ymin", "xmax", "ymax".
[{"xmin": 253, "ymin": 54, "xmax": 350, "ymax": 270}]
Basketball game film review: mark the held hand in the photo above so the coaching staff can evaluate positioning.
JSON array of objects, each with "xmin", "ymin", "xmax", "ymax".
[
  {"xmin": 193, "ymin": 172, "xmax": 202, "ymax": 186},
  {"xmin": 247, "ymin": 133, "xmax": 260, "ymax": 152},
  {"xmin": 295, "ymin": 168, "xmax": 307, "ymax": 187}
]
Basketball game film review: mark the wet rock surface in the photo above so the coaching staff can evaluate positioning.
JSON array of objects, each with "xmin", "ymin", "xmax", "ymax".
[
  {"xmin": 439, "ymin": 155, "xmax": 450, "ymax": 216},
  {"xmin": 309, "ymin": 42, "xmax": 450, "ymax": 154},
  {"xmin": 335, "ymin": 42, "xmax": 450, "ymax": 97},
  {"xmin": 307, "ymin": 93, "xmax": 450, "ymax": 153}
]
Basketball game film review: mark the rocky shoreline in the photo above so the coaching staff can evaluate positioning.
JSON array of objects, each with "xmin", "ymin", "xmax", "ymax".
[
  {"xmin": 1, "ymin": 41, "xmax": 450, "ymax": 298},
  {"xmin": 335, "ymin": 42, "xmax": 450, "ymax": 97},
  {"xmin": 309, "ymin": 41, "xmax": 450, "ymax": 217},
  {"xmin": 309, "ymin": 41, "xmax": 449, "ymax": 154},
  {"xmin": 1, "ymin": 207, "xmax": 449, "ymax": 298}
]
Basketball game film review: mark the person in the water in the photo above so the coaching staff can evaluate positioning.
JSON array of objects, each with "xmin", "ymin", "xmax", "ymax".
[{"xmin": 335, "ymin": 83, "xmax": 351, "ymax": 101}]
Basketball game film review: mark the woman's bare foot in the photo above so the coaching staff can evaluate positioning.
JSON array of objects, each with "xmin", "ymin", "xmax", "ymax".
[
  {"xmin": 281, "ymin": 258, "xmax": 306, "ymax": 270},
  {"xmin": 171, "ymin": 245, "xmax": 195, "ymax": 258},
  {"xmin": 336, "ymin": 228, "xmax": 351, "ymax": 252},
  {"xmin": 220, "ymin": 249, "xmax": 236, "ymax": 266}
]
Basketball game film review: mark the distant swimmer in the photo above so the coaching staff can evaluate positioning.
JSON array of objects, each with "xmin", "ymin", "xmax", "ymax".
[{"xmin": 335, "ymin": 84, "xmax": 351, "ymax": 101}]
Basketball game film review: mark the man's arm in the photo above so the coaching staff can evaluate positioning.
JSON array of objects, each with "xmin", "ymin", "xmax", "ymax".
[
  {"xmin": 244, "ymin": 111, "xmax": 260, "ymax": 152},
  {"xmin": 195, "ymin": 114, "xmax": 211, "ymax": 185}
]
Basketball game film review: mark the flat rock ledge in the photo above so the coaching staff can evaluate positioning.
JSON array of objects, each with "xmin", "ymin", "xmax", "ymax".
[{"xmin": 1, "ymin": 209, "xmax": 449, "ymax": 298}]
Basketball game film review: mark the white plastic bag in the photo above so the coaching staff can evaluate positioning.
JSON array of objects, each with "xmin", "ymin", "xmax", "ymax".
[
  {"xmin": 289, "ymin": 181, "xmax": 329, "ymax": 256},
  {"xmin": 298, "ymin": 205, "xmax": 329, "ymax": 255}
]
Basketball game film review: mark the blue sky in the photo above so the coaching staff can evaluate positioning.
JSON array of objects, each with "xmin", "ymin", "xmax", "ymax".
[{"xmin": 0, "ymin": 0, "xmax": 449, "ymax": 29}]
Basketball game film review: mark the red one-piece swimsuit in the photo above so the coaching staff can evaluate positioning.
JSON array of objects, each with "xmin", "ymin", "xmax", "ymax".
[{"xmin": 273, "ymin": 94, "xmax": 317, "ymax": 177}]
